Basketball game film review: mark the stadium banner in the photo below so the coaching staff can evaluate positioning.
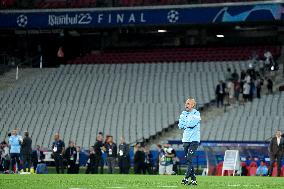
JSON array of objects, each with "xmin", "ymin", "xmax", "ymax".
[{"xmin": 0, "ymin": 3, "xmax": 283, "ymax": 29}]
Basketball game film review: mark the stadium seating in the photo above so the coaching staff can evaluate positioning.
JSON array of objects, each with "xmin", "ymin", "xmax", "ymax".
[
  {"xmin": 0, "ymin": 61, "xmax": 248, "ymax": 147},
  {"xmin": 69, "ymin": 46, "xmax": 280, "ymax": 64},
  {"xmin": 202, "ymin": 93, "xmax": 284, "ymax": 142}
]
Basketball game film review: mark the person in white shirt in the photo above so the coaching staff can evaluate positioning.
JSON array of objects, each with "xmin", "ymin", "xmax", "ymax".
[
  {"xmin": 264, "ymin": 50, "xmax": 273, "ymax": 69},
  {"xmin": 243, "ymin": 82, "xmax": 250, "ymax": 102},
  {"xmin": 74, "ymin": 146, "xmax": 81, "ymax": 174},
  {"xmin": 227, "ymin": 79, "xmax": 235, "ymax": 104}
]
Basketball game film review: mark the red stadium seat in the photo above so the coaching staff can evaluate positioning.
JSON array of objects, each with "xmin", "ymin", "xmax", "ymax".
[
  {"xmin": 67, "ymin": 46, "xmax": 281, "ymax": 64},
  {"xmin": 249, "ymin": 167, "xmax": 257, "ymax": 176}
]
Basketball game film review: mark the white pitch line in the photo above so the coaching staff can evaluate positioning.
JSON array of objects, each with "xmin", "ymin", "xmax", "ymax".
[{"xmin": 227, "ymin": 184, "xmax": 241, "ymax": 187}]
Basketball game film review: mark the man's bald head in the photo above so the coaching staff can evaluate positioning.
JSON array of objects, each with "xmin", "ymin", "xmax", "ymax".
[
  {"xmin": 185, "ymin": 98, "xmax": 196, "ymax": 112},
  {"xmin": 54, "ymin": 133, "xmax": 60, "ymax": 141}
]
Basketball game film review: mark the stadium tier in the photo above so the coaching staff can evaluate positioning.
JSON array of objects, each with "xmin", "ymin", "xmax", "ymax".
[
  {"xmin": 68, "ymin": 46, "xmax": 280, "ymax": 64},
  {"xmin": 202, "ymin": 93, "xmax": 284, "ymax": 141},
  {"xmin": 0, "ymin": 0, "xmax": 270, "ymax": 9},
  {"xmin": 0, "ymin": 61, "xmax": 249, "ymax": 147}
]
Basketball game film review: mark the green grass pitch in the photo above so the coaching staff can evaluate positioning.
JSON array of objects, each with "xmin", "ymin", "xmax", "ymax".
[{"xmin": 1, "ymin": 175, "xmax": 284, "ymax": 189}]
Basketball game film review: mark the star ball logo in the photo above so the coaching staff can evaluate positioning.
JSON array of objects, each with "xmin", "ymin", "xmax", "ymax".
[
  {"xmin": 17, "ymin": 14, "xmax": 28, "ymax": 28},
  {"xmin": 167, "ymin": 10, "xmax": 179, "ymax": 23}
]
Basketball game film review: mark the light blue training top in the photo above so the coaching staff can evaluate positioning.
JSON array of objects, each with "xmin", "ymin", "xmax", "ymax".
[
  {"xmin": 178, "ymin": 109, "xmax": 201, "ymax": 143},
  {"xmin": 9, "ymin": 135, "xmax": 21, "ymax": 153}
]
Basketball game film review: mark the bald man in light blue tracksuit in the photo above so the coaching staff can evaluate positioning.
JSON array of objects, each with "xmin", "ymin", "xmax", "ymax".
[{"xmin": 178, "ymin": 98, "xmax": 201, "ymax": 186}]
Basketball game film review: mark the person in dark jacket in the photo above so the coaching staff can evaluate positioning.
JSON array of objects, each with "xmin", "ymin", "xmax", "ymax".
[
  {"xmin": 64, "ymin": 141, "xmax": 77, "ymax": 174},
  {"xmin": 51, "ymin": 133, "xmax": 65, "ymax": 174},
  {"xmin": 31, "ymin": 145, "xmax": 44, "ymax": 170},
  {"xmin": 144, "ymin": 145, "xmax": 153, "ymax": 174},
  {"xmin": 118, "ymin": 137, "xmax": 130, "ymax": 174},
  {"xmin": 134, "ymin": 145, "xmax": 146, "ymax": 174},
  {"xmin": 21, "ymin": 131, "xmax": 32, "ymax": 172},
  {"xmin": 268, "ymin": 130, "xmax": 284, "ymax": 176},
  {"xmin": 105, "ymin": 136, "xmax": 117, "ymax": 174},
  {"xmin": 215, "ymin": 80, "xmax": 226, "ymax": 108},
  {"xmin": 93, "ymin": 133, "xmax": 104, "ymax": 174},
  {"xmin": 86, "ymin": 146, "xmax": 96, "ymax": 174},
  {"xmin": 74, "ymin": 146, "xmax": 82, "ymax": 174}
]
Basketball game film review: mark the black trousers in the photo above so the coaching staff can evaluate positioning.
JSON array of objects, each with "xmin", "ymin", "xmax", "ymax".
[
  {"xmin": 67, "ymin": 161, "xmax": 76, "ymax": 174},
  {"xmin": 183, "ymin": 142, "xmax": 199, "ymax": 181},
  {"xmin": 269, "ymin": 153, "xmax": 282, "ymax": 176},
  {"xmin": 118, "ymin": 156, "xmax": 130, "ymax": 174},
  {"xmin": 10, "ymin": 153, "xmax": 21, "ymax": 172},
  {"xmin": 74, "ymin": 164, "xmax": 80, "ymax": 174},
  {"xmin": 134, "ymin": 162, "xmax": 146, "ymax": 174},
  {"xmin": 22, "ymin": 154, "xmax": 31, "ymax": 172},
  {"xmin": 86, "ymin": 163, "xmax": 95, "ymax": 174},
  {"xmin": 54, "ymin": 153, "xmax": 64, "ymax": 174},
  {"xmin": 94, "ymin": 156, "xmax": 102, "ymax": 174},
  {"xmin": 216, "ymin": 94, "xmax": 224, "ymax": 107}
]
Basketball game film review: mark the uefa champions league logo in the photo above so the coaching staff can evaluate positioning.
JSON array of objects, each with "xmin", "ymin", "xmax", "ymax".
[
  {"xmin": 167, "ymin": 10, "xmax": 179, "ymax": 23},
  {"xmin": 17, "ymin": 14, "xmax": 28, "ymax": 28}
]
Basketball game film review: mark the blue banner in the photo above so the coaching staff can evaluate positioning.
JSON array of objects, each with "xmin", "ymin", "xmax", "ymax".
[{"xmin": 0, "ymin": 3, "xmax": 283, "ymax": 29}]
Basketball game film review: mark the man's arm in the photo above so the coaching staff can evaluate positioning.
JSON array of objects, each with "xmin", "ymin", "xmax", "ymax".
[
  {"xmin": 125, "ymin": 144, "xmax": 130, "ymax": 156},
  {"xmin": 21, "ymin": 138, "xmax": 26, "ymax": 147},
  {"xmin": 178, "ymin": 114, "xmax": 185, "ymax": 130},
  {"xmin": 61, "ymin": 141, "xmax": 65, "ymax": 156},
  {"xmin": 187, "ymin": 111, "xmax": 201, "ymax": 129},
  {"xmin": 269, "ymin": 139, "xmax": 273, "ymax": 154},
  {"xmin": 114, "ymin": 144, "xmax": 118, "ymax": 157}
]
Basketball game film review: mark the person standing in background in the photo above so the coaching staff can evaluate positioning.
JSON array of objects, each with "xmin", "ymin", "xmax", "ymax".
[
  {"xmin": 86, "ymin": 146, "xmax": 96, "ymax": 174},
  {"xmin": 243, "ymin": 81, "xmax": 250, "ymax": 103},
  {"xmin": 64, "ymin": 141, "xmax": 77, "ymax": 174},
  {"xmin": 105, "ymin": 136, "xmax": 117, "ymax": 174},
  {"xmin": 94, "ymin": 133, "xmax": 104, "ymax": 174},
  {"xmin": 21, "ymin": 131, "xmax": 32, "ymax": 172},
  {"xmin": 74, "ymin": 146, "xmax": 81, "ymax": 174},
  {"xmin": 32, "ymin": 145, "xmax": 44, "ymax": 170},
  {"xmin": 144, "ymin": 145, "xmax": 153, "ymax": 175},
  {"xmin": 215, "ymin": 81, "xmax": 226, "ymax": 108},
  {"xmin": 134, "ymin": 145, "xmax": 146, "ymax": 174},
  {"xmin": 118, "ymin": 137, "xmax": 130, "ymax": 174},
  {"xmin": 9, "ymin": 129, "xmax": 22, "ymax": 173},
  {"xmin": 268, "ymin": 130, "xmax": 284, "ymax": 177},
  {"xmin": 267, "ymin": 78, "xmax": 273, "ymax": 94},
  {"xmin": 155, "ymin": 144, "xmax": 163, "ymax": 174},
  {"xmin": 51, "ymin": 133, "xmax": 65, "ymax": 174},
  {"xmin": 0, "ymin": 141, "xmax": 10, "ymax": 172}
]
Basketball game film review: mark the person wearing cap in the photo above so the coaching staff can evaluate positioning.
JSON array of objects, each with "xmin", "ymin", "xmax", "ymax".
[
  {"xmin": 51, "ymin": 133, "xmax": 65, "ymax": 174},
  {"xmin": 179, "ymin": 98, "xmax": 201, "ymax": 186},
  {"xmin": 21, "ymin": 131, "xmax": 32, "ymax": 172}
]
